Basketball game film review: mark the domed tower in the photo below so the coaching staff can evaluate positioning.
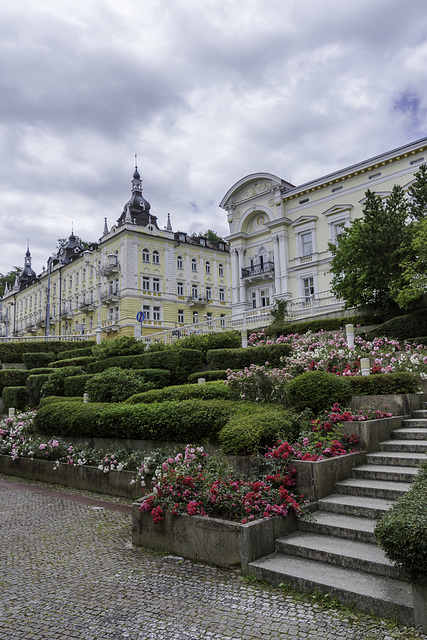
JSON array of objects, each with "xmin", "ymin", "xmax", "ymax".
[
  {"xmin": 117, "ymin": 162, "xmax": 159, "ymax": 228},
  {"xmin": 17, "ymin": 245, "xmax": 37, "ymax": 290},
  {"xmin": 57, "ymin": 230, "xmax": 84, "ymax": 264}
]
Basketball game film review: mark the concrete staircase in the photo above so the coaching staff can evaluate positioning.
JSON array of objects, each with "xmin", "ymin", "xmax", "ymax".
[{"xmin": 248, "ymin": 409, "xmax": 427, "ymax": 625}]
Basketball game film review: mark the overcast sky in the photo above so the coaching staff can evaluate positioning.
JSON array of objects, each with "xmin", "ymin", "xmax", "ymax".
[{"xmin": 1, "ymin": 0, "xmax": 426, "ymax": 276}]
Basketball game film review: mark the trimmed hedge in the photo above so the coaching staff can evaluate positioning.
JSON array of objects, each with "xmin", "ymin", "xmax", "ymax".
[
  {"xmin": 219, "ymin": 405, "xmax": 301, "ymax": 456},
  {"xmin": 87, "ymin": 349, "xmax": 205, "ymax": 384},
  {"xmin": 49, "ymin": 356, "xmax": 96, "ymax": 369},
  {"xmin": 207, "ymin": 343, "xmax": 292, "ymax": 370},
  {"xmin": 265, "ymin": 314, "xmax": 377, "ymax": 339},
  {"xmin": 169, "ymin": 331, "xmax": 241, "ymax": 356},
  {"xmin": 125, "ymin": 381, "xmax": 233, "ymax": 404},
  {"xmin": 22, "ymin": 351, "xmax": 56, "ymax": 369},
  {"xmin": 349, "ymin": 372, "xmax": 421, "ymax": 396},
  {"xmin": 365, "ymin": 310, "xmax": 427, "ymax": 342},
  {"xmin": 57, "ymin": 347, "xmax": 94, "ymax": 359},
  {"xmin": 2, "ymin": 386, "xmax": 30, "ymax": 411},
  {"xmin": 0, "ymin": 368, "xmax": 53, "ymax": 395},
  {"xmin": 375, "ymin": 460, "xmax": 427, "ymax": 585},
  {"xmin": 40, "ymin": 366, "xmax": 86, "ymax": 399},
  {"xmin": 0, "ymin": 341, "xmax": 95, "ymax": 364},
  {"xmin": 39, "ymin": 396, "xmax": 84, "ymax": 407},
  {"xmin": 64, "ymin": 374, "xmax": 93, "ymax": 397},
  {"xmin": 187, "ymin": 370, "xmax": 229, "ymax": 383},
  {"xmin": 286, "ymin": 371, "xmax": 352, "ymax": 414},
  {"xmin": 34, "ymin": 398, "xmax": 235, "ymax": 442},
  {"xmin": 26, "ymin": 374, "xmax": 52, "ymax": 406}
]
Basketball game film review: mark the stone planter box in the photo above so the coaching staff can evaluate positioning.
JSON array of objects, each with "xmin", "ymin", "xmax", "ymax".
[
  {"xmin": 132, "ymin": 503, "xmax": 298, "ymax": 570},
  {"xmin": 0, "ymin": 455, "xmax": 142, "ymax": 499},
  {"xmin": 412, "ymin": 583, "xmax": 427, "ymax": 633},
  {"xmin": 339, "ymin": 416, "xmax": 405, "ymax": 453},
  {"xmin": 293, "ymin": 451, "xmax": 367, "ymax": 502}
]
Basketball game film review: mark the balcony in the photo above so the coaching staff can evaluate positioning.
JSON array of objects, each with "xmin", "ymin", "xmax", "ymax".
[
  {"xmin": 187, "ymin": 296, "xmax": 208, "ymax": 306},
  {"xmin": 241, "ymin": 260, "xmax": 274, "ymax": 280},
  {"xmin": 79, "ymin": 301, "xmax": 96, "ymax": 312},
  {"xmin": 101, "ymin": 290, "xmax": 120, "ymax": 305},
  {"xmin": 102, "ymin": 254, "xmax": 120, "ymax": 277}
]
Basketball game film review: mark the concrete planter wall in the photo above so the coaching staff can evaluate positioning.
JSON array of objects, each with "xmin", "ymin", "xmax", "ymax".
[
  {"xmin": 350, "ymin": 392, "xmax": 426, "ymax": 417},
  {"xmin": 412, "ymin": 584, "xmax": 427, "ymax": 633},
  {"xmin": 339, "ymin": 416, "xmax": 404, "ymax": 453},
  {"xmin": 0, "ymin": 455, "xmax": 142, "ymax": 499},
  {"xmin": 293, "ymin": 451, "xmax": 367, "ymax": 501},
  {"xmin": 132, "ymin": 502, "xmax": 297, "ymax": 570}
]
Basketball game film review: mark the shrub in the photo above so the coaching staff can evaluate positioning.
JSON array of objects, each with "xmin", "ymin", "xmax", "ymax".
[
  {"xmin": 207, "ymin": 343, "xmax": 292, "ymax": 370},
  {"xmin": 26, "ymin": 374, "xmax": 52, "ymax": 406},
  {"xmin": 226, "ymin": 364, "xmax": 290, "ymax": 403},
  {"xmin": 365, "ymin": 310, "xmax": 427, "ymax": 341},
  {"xmin": 34, "ymin": 399, "xmax": 235, "ymax": 442},
  {"xmin": 286, "ymin": 371, "xmax": 352, "ymax": 415},
  {"xmin": 219, "ymin": 405, "xmax": 301, "ymax": 456},
  {"xmin": 2, "ymin": 386, "xmax": 29, "ymax": 411},
  {"xmin": 64, "ymin": 374, "xmax": 94, "ymax": 397},
  {"xmin": 91, "ymin": 335, "xmax": 146, "ymax": 360},
  {"xmin": 170, "ymin": 331, "xmax": 241, "ymax": 356},
  {"xmin": 265, "ymin": 314, "xmax": 378, "ymax": 339},
  {"xmin": 85, "ymin": 367, "xmax": 154, "ymax": 403},
  {"xmin": 22, "ymin": 351, "xmax": 56, "ymax": 369},
  {"xmin": 187, "ymin": 370, "xmax": 229, "ymax": 383},
  {"xmin": 375, "ymin": 460, "xmax": 427, "ymax": 585},
  {"xmin": 57, "ymin": 347, "xmax": 94, "ymax": 359},
  {"xmin": 0, "ymin": 368, "xmax": 52, "ymax": 395},
  {"xmin": 49, "ymin": 356, "xmax": 96, "ymax": 369},
  {"xmin": 349, "ymin": 372, "xmax": 420, "ymax": 395},
  {"xmin": 40, "ymin": 366, "xmax": 85, "ymax": 399},
  {"xmin": 87, "ymin": 349, "xmax": 205, "ymax": 384},
  {"xmin": 39, "ymin": 396, "xmax": 84, "ymax": 407},
  {"xmin": 0, "ymin": 341, "xmax": 94, "ymax": 364},
  {"xmin": 125, "ymin": 381, "xmax": 233, "ymax": 404}
]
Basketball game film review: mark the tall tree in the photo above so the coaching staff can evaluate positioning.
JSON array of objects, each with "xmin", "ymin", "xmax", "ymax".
[
  {"xmin": 329, "ymin": 186, "xmax": 411, "ymax": 317},
  {"xmin": 0, "ymin": 267, "xmax": 22, "ymax": 297}
]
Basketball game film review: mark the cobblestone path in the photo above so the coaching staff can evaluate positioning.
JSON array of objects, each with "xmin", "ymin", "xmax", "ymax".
[{"xmin": 0, "ymin": 481, "xmax": 425, "ymax": 640}]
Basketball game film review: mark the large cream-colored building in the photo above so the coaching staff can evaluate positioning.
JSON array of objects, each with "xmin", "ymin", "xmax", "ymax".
[
  {"xmin": 220, "ymin": 137, "xmax": 427, "ymax": 316},
  {"xmin": 1, "ymin": 168, "xmax": 231, "ymax": 341}
]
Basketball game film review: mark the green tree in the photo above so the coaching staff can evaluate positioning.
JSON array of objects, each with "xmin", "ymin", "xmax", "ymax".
[
  {"xmin": 329, "ymin": 186, "xmax": 411, "ymax": 318},
  {"xmin": 407, "ymin": 163, "xmax": 427, "ymax": 221},
  {"xmin": 0, "ymin": 267, "xmax": 22, "ymax": 297},
  {"xmin": 191, "ymin": 230, "xmax": 227, "ymax": 243}
]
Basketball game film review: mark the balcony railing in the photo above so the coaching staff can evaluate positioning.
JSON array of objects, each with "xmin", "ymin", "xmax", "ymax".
[{"xmin": 241, "ymin": 261, "xmax": 274, "ymax": 279}]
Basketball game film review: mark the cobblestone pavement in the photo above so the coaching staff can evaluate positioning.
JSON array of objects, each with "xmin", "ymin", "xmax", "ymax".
[{"xmin": 0, "ymin": 481, "xmax": 426, "ymax": 640}]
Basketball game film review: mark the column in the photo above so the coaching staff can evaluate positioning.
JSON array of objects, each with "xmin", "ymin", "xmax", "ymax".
[
  {"xmin": 238, "ymin": 248, "xmax": 246, "ymax": 305},
  {"xmin": 278, "ymin": 232, "xmax": 289, "ymax": 295},
  {"xmin": 230, "ymin": 248, "xmax": 239, "ymax": 305},
  {"xmin": 272, "ymin": 235, "xmax": 282, "ymax": 296}
]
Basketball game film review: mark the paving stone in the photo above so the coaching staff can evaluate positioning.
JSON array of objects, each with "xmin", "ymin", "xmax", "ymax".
[{"xmin": 0, "ymin": 483, "xmax": 426, "ymax": 640}]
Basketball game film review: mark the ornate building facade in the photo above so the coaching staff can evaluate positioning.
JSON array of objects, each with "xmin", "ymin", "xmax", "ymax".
[
  {"xmin": 1, "ymin": 168, "xmax": 231, "ymax": 340},
  {"xmin": 220, "ymin": 137, "xmax": 427, "ymax": 315}
]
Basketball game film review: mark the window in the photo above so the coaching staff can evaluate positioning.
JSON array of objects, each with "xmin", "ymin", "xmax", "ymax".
[
  {"xmin": 199, "ymin": 238, "xmax": 206, "ymax": 246},
  {"xmin": 142, "ymin": 248, "xmax": 150, "ymax": 263},
  {"xmin": 177, "ymin": 255, "xmax": 183, "ymax": 270},
  {"xmin": 300, "ymin": 232, "xmax": 313, "ymax": 257},
  {"xmin": 153, "ymin": 306, "xmax": 160, "ymax": 321},
  {"xmin": 143, "ymin": 305, "xmax": 150, "ymax": 320},
  {"xmin": 178, "ymin": 309, "xmax": 184, "ymax": 324},
  {"xmin": 76, "ymin": 272, "xmax": 79, "ymax": 285},
  {"xmin": 191, "ymin": 284, "xmax": 198, "ymax": 299},
  {"xmin": 153, "ymin": 278, "xmax": 160, "ymax": 292},
  {"xmin": 303, "ymin": 277, "xmax": 315, "ymax": 302},
  {"xmin": 218, "ymin": 242, "xmax": 225, "ymax": 251},
  {"xmin": 331, "ymin": 185, "xmax": 343, "ymax": 193},
  {"xmin": 260, "ymin": 289, "xmax": 270, "ymax": 307},
  {"xmin": 177, "ymin": 282, "xmax": 184, "ymax": 296},
  {"xmin": 206, "ymin": 312, "xmax": 212, "ymax": 325},
  {"xmin": 218, "ymin": 263, "xmax": 224, "ymax": 276},
  {"xmin": 252, "ymin": 292, "xmax": 256, "ymax": 309},
  {"xmin": 142, "ymin": 276, "xmax": 150, "ymax": 291},
  {"xmin": 299, "ymin": 197, "xmax": 309, "ymax": 204},
  {"xmin": 192, "ymin": 311, "xmax": 199, "ymax": 324},
  {"xmin": 205, "ymin": 261, "xmax": 211, "ymax": 274},
  {"xmin": 219, "ymin": 288, "xmax": 225, "ymax": 302},
  {"xmin": 332, "ymin": 222, "xmax": 344, "ymax": 243},
  {"xmin": 191, "ymin": 258, "xmax": 197, "ymax": 272},
  {"xmin": 220, "ymin": 314, "xmax": 226, "ymax": 328},
  {"xmin": 179, "ymin": 233, "xmax": 186, "ymax": 242},
  {"xmin": 206, "ymin": 286, "xmax": 212, "ymax": 300},
  {"xmin": 152, "ymin": 250, "xmax": 160, "ymax": 264}
]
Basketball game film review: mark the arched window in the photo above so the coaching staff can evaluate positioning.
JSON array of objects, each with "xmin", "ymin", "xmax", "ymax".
[
  {"xmin": 205, "ymin": 260, "xmax": 211, "ymax": 274},
  {"xmin": 142, "ymin": 248, "xmax": 150, "ymax": 263},
  {"xmin": 191, "ymin": 258, "xmax": 197, "ymax": 272},
  {"xmin": 218, "ymin": 263, "xmax": 224, "ymax": 277},
  {"xmin": 177, "ymin": 255, "xmax": 183, "ymax": 270},
  {"xmin": 152, "ymin": 250, "xmax": 160, "ymax": 264}
]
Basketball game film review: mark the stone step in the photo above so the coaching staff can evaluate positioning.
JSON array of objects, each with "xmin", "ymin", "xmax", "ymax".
[
  {"xmin": 402, "ymin": 417, "xmax": 427, "ymax": 427},
  {"xmin": 380, "ymin": 439, "xmax": 427, "ymax": 453},
  {"xmin": 351, "ymin": 464, "xmax": 419, "ymax": 482},
  {"xmin": 318, "ymin": 494, "xmax": 396, "ymax": 519},
  {"xmin": 391, "ymin": 428, "xmax": 427, "ymax": 440},
  {"xmin": 411, "ymin": 410, "xmax": 427, "ymax": 418},
  {"xmin": 298, "ymin": 510, "xmax": 377, "ymax": 543},
  {"xmin": 335, "ymin": 478, "xmax": 412, "ymax": 500},
  {"xmin": 274, "ymin": 531, "xmax": 402, "ymax": 579},
  {"xmin": 248, "ymin": 554, "xmax": 414, "ymax": 625},
  {"xmin": 367, "ymin": 450, "xmax": 426, "ymax": 467}
]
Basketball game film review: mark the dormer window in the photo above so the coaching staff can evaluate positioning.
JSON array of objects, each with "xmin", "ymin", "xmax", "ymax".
[
  {"xmin": 179, "ymin": 233, "xmax": 186, "ymax": 242},
  {"xmin": 218, "ymin": 242, "xmax": 225, "ymax": 250},
  {"xmin": 199, "ymin": 238, "xmax": 206, "ymax": 246}
]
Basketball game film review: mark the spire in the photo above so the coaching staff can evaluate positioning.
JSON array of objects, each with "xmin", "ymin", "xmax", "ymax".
[
  {"xmin": 103, "ymin": 217, "xmax": 109, "ymax": 235},
  {"xmin": 132, "ymin": 155, "xmax": 142, "ymax": 192},
  {"xmin": 166, "ymin": 213, "xmax": 172, "ymax": 232},
  {"xmin": 125, "ymin": 204, "xmax": 132, "ymax": 223}
]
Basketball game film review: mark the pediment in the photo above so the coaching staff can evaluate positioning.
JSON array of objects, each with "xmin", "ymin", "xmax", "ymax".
[
  {"xmin": 322, "ymin": 204, "xmax": 353, "ymax": 217},
  {"xmin": 290, "ymin": 215, "xmax": 318, "ymax": 228}
]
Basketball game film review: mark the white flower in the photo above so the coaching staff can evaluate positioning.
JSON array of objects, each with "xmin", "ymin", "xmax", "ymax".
[{"xmin": 98, "ymin": 464, "xmax": 103, "ymax": 471}]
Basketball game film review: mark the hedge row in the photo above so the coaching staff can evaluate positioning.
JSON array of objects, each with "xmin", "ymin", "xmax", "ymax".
[
  {"xmin": 22, "ymin": 352, "xmax": 56, "ymax": 369},
  {"xmin": 365, "ymin": 310, "xmax": 427, "ymax": 342},
  {"xmin": 375, "ymin": 460, "xmax": 427, "ymax": 585},
  {"xmin": 348, "ymin": 372, "xmax": 420, "ymax": 396},
  {"xmin": 187, "ymin": 370, "xmax": 229, "ymax": 383},
  {"xmin": 49, "ymin": 356, "xmax": 97, "ymax": 369},
  {"xmin": 0, "ymin": 341, "xmax": 94, "ymax": 364},
  {"xmin": 0, "ymin": 368, "xmax": 53, "ymax": 395},
  {"xmin": 87, "ymin": 348, "xmax": 205, "ymax": 384},
  {"xmin": 207, "ymin": 343, "xmax": 292, "ymax": 370},
  {"xmin": 265, "ymin": 315, "xmax": 377, "ymax": 339},
  {"xmin": 169, "ymin": 331, "xmax": 241, "ymax": 355},
  {"xmin": 125, "ymin": 380, "xmax": 233, "ymax": 404},
  {"xmin": 2, "ymin": 386, "xmax": 29, "ymax": 411},
  {"xmin": 34, "ymin": 398, "xmax": 235, "ymax": 442},
  {"xmin": 39, "ymin": 396, "xmax": 84, "ymax": 407}
]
